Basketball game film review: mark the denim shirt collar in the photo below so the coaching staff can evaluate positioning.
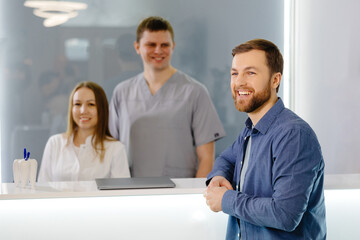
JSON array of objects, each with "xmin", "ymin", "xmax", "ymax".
[{"xmin": 245, "ymin": 98, "xmax": 285, "ymax": 135}]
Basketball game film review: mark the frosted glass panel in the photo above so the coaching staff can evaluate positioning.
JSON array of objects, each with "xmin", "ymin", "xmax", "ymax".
[
  {"xmin": 1, "ymin": 0, "xmax": 284, "ymax": 182},
  {"xmin": 294, "ymin": 0, "xmax": 360, "ymax": 174}
]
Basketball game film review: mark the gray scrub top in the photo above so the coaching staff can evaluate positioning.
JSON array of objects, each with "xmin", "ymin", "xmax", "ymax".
[{"xmin": 109, "ymin": 71, "xmax": 225, "ymax": 177}]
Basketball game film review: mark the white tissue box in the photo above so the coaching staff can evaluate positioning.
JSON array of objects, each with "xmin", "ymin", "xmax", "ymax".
[{"xmin": 13, "ymin": 159, "xmax": 38, "ymax": 188}]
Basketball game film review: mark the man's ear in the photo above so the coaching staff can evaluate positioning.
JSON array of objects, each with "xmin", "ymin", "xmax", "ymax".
[
  {"xmin": 134, "ymin": 41, "xmax": 140, "ymax": 55},
  {"xmin": 272, "ymin": 72, "xmax": 282, "ymax": 90}
]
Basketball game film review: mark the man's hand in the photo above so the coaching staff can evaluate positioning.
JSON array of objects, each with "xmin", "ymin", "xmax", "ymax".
[
  {"xmin": 204, "ymin": 176, "xmax": 233, "ymax": 212},
  {"xmin": 204, "ymin": 186, "xmax": 228, "ymax": 212},
  {"xmin": 208, "ymin": 176, "xmax": 233, "ymax": 190}
]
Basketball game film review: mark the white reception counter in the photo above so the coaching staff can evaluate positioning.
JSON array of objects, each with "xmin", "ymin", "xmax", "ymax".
[
  {"xmin": 1, "ymin": 175, "xmax": 360, "ymax": 240},
  {"xmin": 0, "ymin": 178, "xmax": 228, "ymax": 240}
]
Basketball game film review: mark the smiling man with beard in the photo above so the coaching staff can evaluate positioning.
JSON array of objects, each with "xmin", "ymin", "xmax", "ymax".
[{"xmin": 204, "ymin": 39, "xmax": 326, "ymax": 240}]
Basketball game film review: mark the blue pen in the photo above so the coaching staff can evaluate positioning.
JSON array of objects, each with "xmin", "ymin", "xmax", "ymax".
[{"xmin": 24, "ymin": 148, "xmax": 30, "ymax": 161}]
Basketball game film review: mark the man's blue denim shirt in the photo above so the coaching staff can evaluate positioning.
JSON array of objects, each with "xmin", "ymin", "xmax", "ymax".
[{"xmin": 208, "ymin": 98, "xmax": 326, "ymax": 240}]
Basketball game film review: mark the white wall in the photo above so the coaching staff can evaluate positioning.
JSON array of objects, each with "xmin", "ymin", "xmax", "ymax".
[{"xmin": 294, "ymin": 0, "xmax": 360, "ymax": 174}]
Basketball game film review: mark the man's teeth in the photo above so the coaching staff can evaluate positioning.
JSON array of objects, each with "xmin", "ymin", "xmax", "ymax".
[{"xmin": 238, "ymin": 91, "xmax": 251, "ymax": 95}]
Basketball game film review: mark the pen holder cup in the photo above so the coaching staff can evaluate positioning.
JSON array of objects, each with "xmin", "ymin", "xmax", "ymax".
[{"xmin": 13, "ymin": 159, "xmax": 37, "ymax": 189}]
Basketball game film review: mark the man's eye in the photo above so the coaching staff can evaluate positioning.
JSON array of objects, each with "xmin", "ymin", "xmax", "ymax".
[
  {"xmin": 231, "ymin": 72, "xmax": 238, "ymax": 76},
  {"xmin": 248, "ymin": 72, "xmax": 256, "ymax": 75},
  {"xmin": 74, "ymin": 103, "xmax": 81, "ymax": 106}
]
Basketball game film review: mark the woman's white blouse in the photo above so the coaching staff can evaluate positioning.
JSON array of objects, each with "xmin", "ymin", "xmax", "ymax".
[{"xmin": 38, "ymin": 134, "xmax": 130, "ymax": 182}]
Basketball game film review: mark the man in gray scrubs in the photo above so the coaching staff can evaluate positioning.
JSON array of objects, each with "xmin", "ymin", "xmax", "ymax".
[{"xmin": 109, "ymin": 16, "xmax": 225, "ymax": 178}]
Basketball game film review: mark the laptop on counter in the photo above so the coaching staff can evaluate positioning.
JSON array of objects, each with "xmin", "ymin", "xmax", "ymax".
[{"xmin": 95, "ymin": 176, "xmax": 176, "ymax": 190}]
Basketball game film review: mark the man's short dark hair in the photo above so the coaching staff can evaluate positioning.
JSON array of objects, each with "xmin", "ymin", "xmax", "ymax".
[{"xmin": 136, "ymin": 16, "xmax": 174, "ymax": 43}]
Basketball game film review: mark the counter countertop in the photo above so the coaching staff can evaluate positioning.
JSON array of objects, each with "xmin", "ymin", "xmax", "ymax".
[
  {"xmin": 323, "ymin": 173, "xmax": 360, "ymax": 189},
  {"xmin": 1, "ymin": 174, "xmax": 360, "ymax": 200},
  {"xmin": 0, "ymin": 178, "xmax": 207, "ymax": 200}
]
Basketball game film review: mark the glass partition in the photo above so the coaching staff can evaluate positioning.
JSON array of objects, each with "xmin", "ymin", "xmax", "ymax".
[{"xmin": 1, "ymin": 0, "xmax": 284, "ymax": 182}]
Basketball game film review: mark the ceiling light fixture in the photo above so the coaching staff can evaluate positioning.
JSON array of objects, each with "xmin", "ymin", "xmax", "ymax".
[{"xmin": 24, "ymin": 1, "xmax": 87, "ymax": 27}]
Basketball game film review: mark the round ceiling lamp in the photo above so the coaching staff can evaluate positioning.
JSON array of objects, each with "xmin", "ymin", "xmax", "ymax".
[{"xmin": 24, "ymin": 1, "xmax": 87, "ymax": 27}]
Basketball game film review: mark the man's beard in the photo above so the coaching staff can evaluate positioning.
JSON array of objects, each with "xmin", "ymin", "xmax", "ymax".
[{"xmin": 233, "ymin": 80, "xmax": 271, "ymax": 113}]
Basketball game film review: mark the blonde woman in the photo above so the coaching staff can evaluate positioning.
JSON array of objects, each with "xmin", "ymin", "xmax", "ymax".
[{"xmin": 38, "ymin": 81, "xmax": 130, "ymax": 182}]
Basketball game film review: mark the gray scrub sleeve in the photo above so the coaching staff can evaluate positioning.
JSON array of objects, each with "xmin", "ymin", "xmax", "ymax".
[{"xmin": 191, "ymin": 84, "xmax": 225, "ymax": 146}]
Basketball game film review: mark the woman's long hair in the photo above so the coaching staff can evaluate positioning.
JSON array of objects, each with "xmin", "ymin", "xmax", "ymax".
[{"xmin": 65, "ymin": 81, "xmax": 114, "ymax": 162}]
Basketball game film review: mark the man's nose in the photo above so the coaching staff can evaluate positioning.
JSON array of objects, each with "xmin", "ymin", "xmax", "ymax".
[{"xmin": 154, "ymin": 45, "xmax": 162, "ymax": 53}]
